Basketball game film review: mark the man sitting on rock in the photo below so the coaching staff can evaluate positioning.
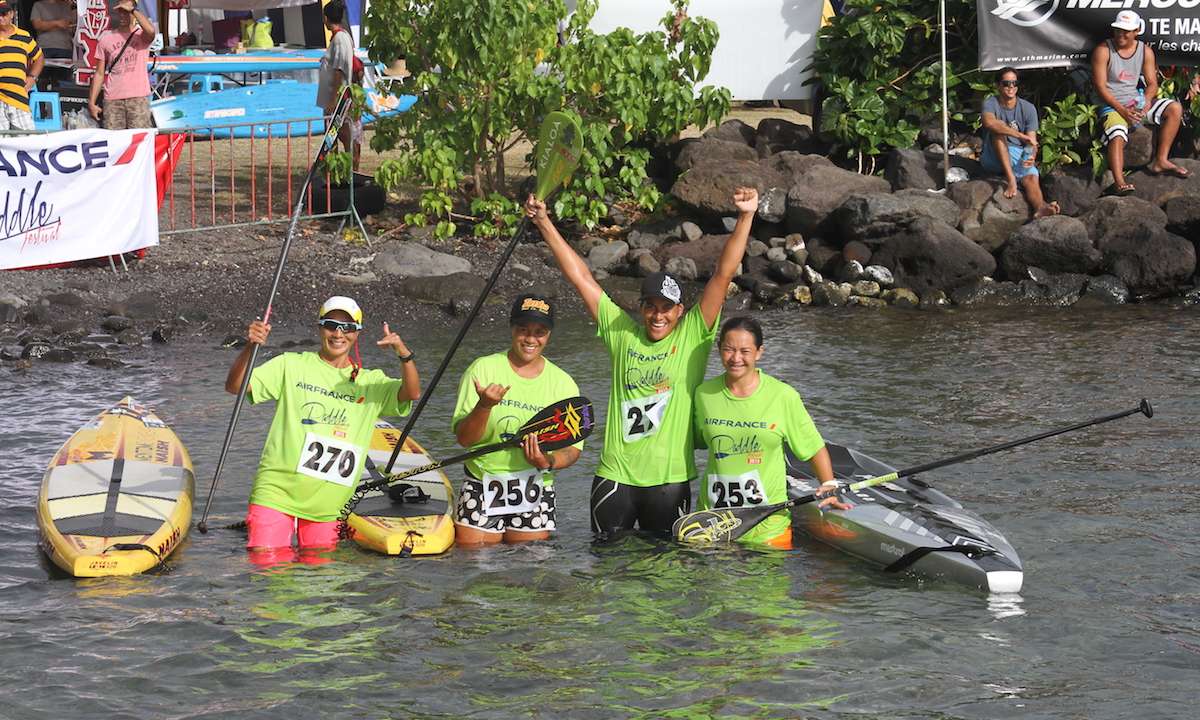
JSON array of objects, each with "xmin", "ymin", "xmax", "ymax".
[
  {"xmin": 1090, "ymin": 9, "xmax": 1189, "ymax": 195},
  {"xmin": 980, "ymin": 66, "xmax": 1059, "ymax": 219}
]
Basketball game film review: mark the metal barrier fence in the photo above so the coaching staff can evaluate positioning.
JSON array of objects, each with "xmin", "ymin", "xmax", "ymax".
[{"xmin": 157, "ymin": 115, "xmax": 364, "ymax": 238}]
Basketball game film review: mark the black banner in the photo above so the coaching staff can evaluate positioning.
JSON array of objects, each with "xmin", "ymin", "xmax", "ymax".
[{"xmin": 979, "ymin": 0, "xmax": 1200, "ymax": 71}]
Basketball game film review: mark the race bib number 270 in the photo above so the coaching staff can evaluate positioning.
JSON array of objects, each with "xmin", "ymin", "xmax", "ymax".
[{"xmin": 296, "ymin": 432, "xmax": 363, "ymax": 486}]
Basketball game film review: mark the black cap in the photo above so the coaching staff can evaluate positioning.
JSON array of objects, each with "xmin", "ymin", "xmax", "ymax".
[
  {"xmin": 509, "ymin": 293, "xmax": 555, "ymax": 330},
  {"xmin": 638, "ymin": 271, "xmax": 683, "ymax": 305}
]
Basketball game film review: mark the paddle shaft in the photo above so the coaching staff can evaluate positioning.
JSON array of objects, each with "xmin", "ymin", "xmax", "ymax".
[
  {"xmin": 197, "ymin": 90, "xmax": 353, "ymax": 534},
  {"xmin": 360, "ymin": 427, "xmax": 536, "ymax": 495},
  {"xmin": 383, "ymin": 215, "xmax": 532, "ymax": 473},
  {"xmin": 678, "ymin": 399, "xmax": 1154, "ymax": 541}
]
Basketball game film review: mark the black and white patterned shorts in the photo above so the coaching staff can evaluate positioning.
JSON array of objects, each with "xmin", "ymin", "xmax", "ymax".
[{"xmin": 455, "ymin": 476, "xmax": 557, "ymax": 533}]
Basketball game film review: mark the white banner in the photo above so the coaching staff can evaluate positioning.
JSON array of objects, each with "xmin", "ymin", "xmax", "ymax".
[
  {"xmin": 586, "ymin": 0, "xmax": 826, "ymax": 101},
  {"xmin": 1, "ymin": 128, "xmax": 159, "ymax": 270}
]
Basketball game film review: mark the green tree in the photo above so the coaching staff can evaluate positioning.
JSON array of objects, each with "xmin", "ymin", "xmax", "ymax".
[
  {"xmin": 808, "ymin": 0, "xmax": 990, "ymax": 173},
  {"xmin": 364, "ymin": 0, "xmax": 729, "ymax": 239}
]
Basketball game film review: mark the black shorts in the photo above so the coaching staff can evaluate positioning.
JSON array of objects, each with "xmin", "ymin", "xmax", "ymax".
[{"xmin": 589, "ymin": 476, "xmax": 691, "ymax": 539}]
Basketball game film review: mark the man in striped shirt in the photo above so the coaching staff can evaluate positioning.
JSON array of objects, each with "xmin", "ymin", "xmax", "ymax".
[{"xmin": 0, "ymin": 0, "xmax": 44, "ymax": 131}]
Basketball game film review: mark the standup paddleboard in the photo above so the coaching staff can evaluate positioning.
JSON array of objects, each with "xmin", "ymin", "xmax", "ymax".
[
  {"xmin": 345, "ymin": 420, "xmax": 455, "ymax": 556},
  {"xmin": 37, "ymin": 397, "xmax": 194, "ymax": 577}
]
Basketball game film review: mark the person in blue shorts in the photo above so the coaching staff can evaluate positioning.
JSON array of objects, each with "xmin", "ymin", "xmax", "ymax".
[{"xmin": 980, "ymin": 67, "xmax": 1059, "ymax": 218}]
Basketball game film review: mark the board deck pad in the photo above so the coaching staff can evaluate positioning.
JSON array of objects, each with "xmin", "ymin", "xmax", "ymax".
[
  {"xmin": 37, "ymin": 397, "xmax": 194, "ymax": 577},
  {"xmin": 346, "ymin": 420, "xmax": 456, "ymax": 556}
]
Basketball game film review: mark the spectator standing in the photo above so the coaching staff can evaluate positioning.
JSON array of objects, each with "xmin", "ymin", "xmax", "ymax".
[
  {"xmin": 1090, "ymin": 10, "xmax": 1189, "ymax": 195},
  {"xmin": 0, "ymin": 0, "xmax": 44, "ymax": 132},
  {"xmin": 87, "ymin": 0, "xmax": 155, "ymax": 130},
  {"xmin": 31, "ymin": 0, "xmax": 75, "ymax": 59},
  {"xmin": 318, "ymin": 0, "xmax": 354, "ymax": 154},
  {"xmin": 980, "ymin": 67, "xmax": 1059, "ymax": 218}
]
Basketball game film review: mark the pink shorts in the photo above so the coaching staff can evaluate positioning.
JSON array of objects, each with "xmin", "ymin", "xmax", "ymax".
[{"xmin": 246, "ymin": 503, "xmax": 340, "ymax": 549}]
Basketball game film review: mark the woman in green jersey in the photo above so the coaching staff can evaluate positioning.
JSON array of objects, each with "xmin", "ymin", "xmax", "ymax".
[
  {"xmin": 452, "ymin": 293, "xmax": 583, "ymax": 544},
  {"xmin": 225, "ymin": 296, "xmax": 420, "ymax": 561},
  {"xmin": 693, "ymin": 316, "xmax": 849, "ymax": 548},
  {"xmin": 525, "ymin": 188, "xmax": 757, "ymax": 539}
]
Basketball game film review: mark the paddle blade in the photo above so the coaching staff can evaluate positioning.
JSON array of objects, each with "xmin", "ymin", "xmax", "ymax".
[
  {"xmin": 533, "ymin": 111, "xmax": 583, "ymax": 201},
  {"xmin": 515, "ymin": 396, "xmax": 595, "ymax": 451},
  {"xmin": 673, "ymin": 504, "xmax": 784, "ymax": 543}
]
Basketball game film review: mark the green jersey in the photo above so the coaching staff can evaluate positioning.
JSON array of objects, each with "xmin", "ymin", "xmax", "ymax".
[
  {"xmin": 693, "ymin": 371, "xmax": 824, "ymax": 543},
  {"xmin": 452, "ymin": 352, "xmax": 582, "ymax": 485},
  {"xmin": 596, "ymin": 293, "xmax": 717, "ymax": 487},
  {"xmin": 248, "ymin": 352, "xmax": 410, "ymax": 522}
]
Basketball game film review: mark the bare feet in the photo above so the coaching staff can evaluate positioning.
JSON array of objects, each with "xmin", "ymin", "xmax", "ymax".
[{"xmin": 1033, "ymin": 201, "xmax": 1060, "ymax": 219}]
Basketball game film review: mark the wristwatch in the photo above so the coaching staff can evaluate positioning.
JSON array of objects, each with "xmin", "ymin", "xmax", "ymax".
[{"xmin": 397, "ymin": 351, "xmax": 414, "ymax": 363}]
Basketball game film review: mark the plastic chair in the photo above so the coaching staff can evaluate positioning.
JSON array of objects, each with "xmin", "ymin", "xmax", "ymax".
[
  {"xmin": 28, "ymin": 92, "xmax": 62, "ymax": 131},
  {"xmin": 187, "ymin": 74, "xmax": 225, "ymax": 93}
]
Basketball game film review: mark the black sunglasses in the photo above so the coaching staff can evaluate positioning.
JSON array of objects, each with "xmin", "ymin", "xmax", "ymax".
[
  {"xmin": 999, "ymin": 80, "xmax": 1019, "ymax": 87},
  {"xmin": 317, "ymin": 319, "xmax": 362, "ymax": 333}
]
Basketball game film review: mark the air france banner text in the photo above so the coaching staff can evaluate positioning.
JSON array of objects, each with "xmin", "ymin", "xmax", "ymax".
[{"xmin": 1, "ymin": 128, "xmax": 159, "ymax": 270}]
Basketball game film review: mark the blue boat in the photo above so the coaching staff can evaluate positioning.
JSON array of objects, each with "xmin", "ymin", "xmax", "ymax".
[{"xmin": 148, "ymin": 51, "xmax": 416, "ymax": 139}]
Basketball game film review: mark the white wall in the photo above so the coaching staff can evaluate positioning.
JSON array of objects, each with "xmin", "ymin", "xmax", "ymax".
[{"xmin": 587, "ymin": 0, "xmax": 825, "ymax": 101}]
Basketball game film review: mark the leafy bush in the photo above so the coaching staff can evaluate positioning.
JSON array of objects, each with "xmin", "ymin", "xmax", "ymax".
[
  {"xmin": 807, "ymin": 0, "xmax": 990, "ymax": 172},
  {"xmin": 363, "ymin": 0, "xmax": 728, "ymax": 239}
]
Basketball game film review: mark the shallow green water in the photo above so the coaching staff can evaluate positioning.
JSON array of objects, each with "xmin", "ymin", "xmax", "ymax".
[{"xmin": 1, "ymin": 305, "xmax": 1197, "ymax": 719}]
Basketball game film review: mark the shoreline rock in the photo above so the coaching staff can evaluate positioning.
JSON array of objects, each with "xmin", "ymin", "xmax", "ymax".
[{"xmin": 6, "ymin": 115, "xmax": 1200, "ymax": 370}]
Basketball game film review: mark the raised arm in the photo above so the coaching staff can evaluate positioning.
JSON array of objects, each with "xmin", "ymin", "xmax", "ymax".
[
  {"xmin": 698, "ymin": 187, "xmax": 757, "ymax": 330},
  {"xmin": 525, "ymin": 195, "xmax": 602, "ymax": 321},
  {"xmin": 378, "ymin": 323, "xmax": 420, "ymax": 402}
]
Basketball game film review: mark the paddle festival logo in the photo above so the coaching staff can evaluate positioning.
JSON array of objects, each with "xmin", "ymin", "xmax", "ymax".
[{"xmin": 2, "ymin": 129, "xmax": 158, "ymax": 269}]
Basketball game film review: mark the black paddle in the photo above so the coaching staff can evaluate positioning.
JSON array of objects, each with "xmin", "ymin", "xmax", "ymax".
[
  {"xmin": 674, "ymin": 399, "xmax": 1155, "ymax": 543},
  {"xmin": 354, "ymin": 395, "xmax": 595, "ymax": 496},
  {"xmin": 196, "ymin": 89, "xmax": 354, "ymax": 534},
  {"xmin": 379, "ymin": 112, "xmax": 583, "ymax": 476}
]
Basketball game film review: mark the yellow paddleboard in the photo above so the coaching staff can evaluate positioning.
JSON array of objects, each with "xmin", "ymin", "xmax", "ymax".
[
  {"xmin": 36, "ymin": 397, "xmax": 195, "ymax": 577},
  {"xmin": 346, "ymin": 420, "xmax": 456, "ymax": 556}
]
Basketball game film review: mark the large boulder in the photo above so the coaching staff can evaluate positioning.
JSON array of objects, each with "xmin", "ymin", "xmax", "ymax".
[
  {"xmin": 654, "ymin": 233, "xmax": 729, "ymax": 279},
  {"xmin": 626, "ymin": 216, "xmax": 704, "ymax": 251},
  {"xmin": 1097, "ymin": 220, "xmax": 1196, "ymax": 296},
  {"xmin": 1164, "ymin": 194, "xmax": 1200, "ymax": 241},
  {"xmin": 760, "ymin": 151, "xmax": 834, "ymax": 188},
  {"xmin": 376, "ymin": 243, "xmax": 472, "ymax": 277},
  {"xmin": 998, "ymin": 215, "xmax": 1102, "ymax": 279},
  {"xmin": 702, "ymin": 118, "xmax": 757, "ymax": 147},
  {"xmin": 885, "ymin": 146, "xmax": 981, "ymax": 192},
  {"xmin": 671, "ymin": 161, "xmax": 790, "ymax": 223},
  {"xmin": 1124, "ymin": 158, "xmax": 1200, "ymax": 205},
  {"xmin": 838, "ymin": 189, "xmax": 961, "ymax": 247},
  {"xmin": 1077, "ymin": 195, "xmax": 1167, "ymax": 241},
  {"xmin": 1042, "ymin": 164, "xmax": 1104, "ymax": 217},
  {"xmin": 673, "ymin": 136, "xmax": 759, "ymax": 175},
  {"xmin": 950, "ymin": 178, "xmax": 1029, "ymax": 252},
  {"xmin": 786, "ymin": 165, "xmax": 891, "ymax": 239},
  {"xmin": 755, "ymin": 118, "xmax": 826, "ymax": 158},
  {"xmin": 871, "ymin": 216, "xmax": 997, "ymax": 296}
]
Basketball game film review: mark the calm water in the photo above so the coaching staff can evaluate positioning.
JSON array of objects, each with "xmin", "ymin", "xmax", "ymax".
[{"xmin": 1, "ymin": 305, "xmax": 1197, "ymax": 719}]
